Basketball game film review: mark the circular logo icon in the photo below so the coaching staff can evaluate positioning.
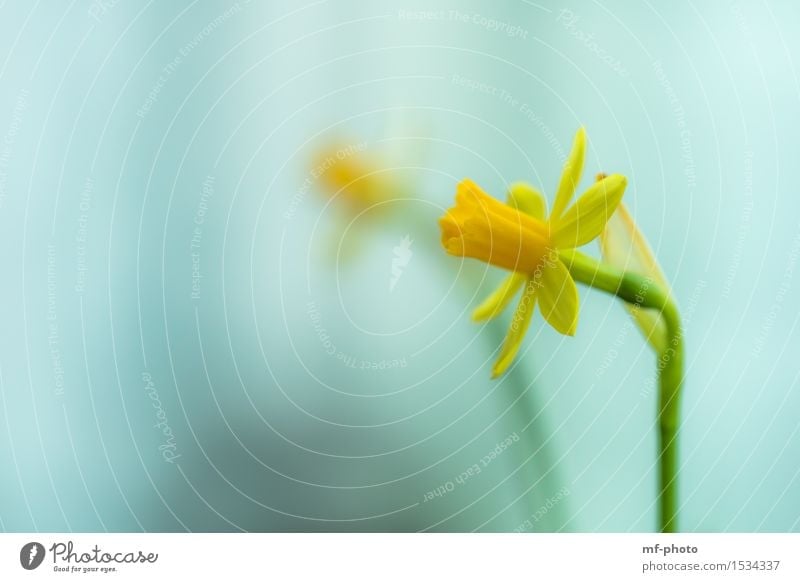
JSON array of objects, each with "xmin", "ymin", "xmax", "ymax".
[{"xmin": 20, "ymin": 542, "xmax": 45, "ymax": 570}]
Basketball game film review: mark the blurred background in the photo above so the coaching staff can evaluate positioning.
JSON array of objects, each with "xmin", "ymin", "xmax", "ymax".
[{"xmin": 0, "ymin": 0, "xmax": 798, "ymax": 532}]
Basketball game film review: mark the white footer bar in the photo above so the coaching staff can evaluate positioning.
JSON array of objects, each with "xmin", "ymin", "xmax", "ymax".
[{"xmin": 1, "ymin": 533, "xmax": 797, "ymax": 581}]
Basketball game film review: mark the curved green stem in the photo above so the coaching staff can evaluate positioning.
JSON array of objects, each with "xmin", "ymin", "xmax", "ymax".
[{"xmin": 560, "ymin": 250, "xmax": 683, "ymax": 533}]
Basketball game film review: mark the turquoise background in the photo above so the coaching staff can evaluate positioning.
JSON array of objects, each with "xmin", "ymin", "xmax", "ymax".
[{"xmin": 0, "ymin": 0, "xmax": 798, "ymax": 531}]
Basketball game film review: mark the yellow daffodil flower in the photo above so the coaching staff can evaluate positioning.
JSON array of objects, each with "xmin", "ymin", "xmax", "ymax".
[{"xmin": 439, "ymin": 128, "xmax": 628, "ymax": 377}]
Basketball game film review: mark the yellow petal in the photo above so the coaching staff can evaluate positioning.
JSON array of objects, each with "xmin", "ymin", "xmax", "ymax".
[
  {"xmin": 536, "ymin": 258, "xmax": 579, "ymax": 336},
  {"xmin": 550, "ymin": 127, "xmax": 586, "ymax": 221},
  {"xmin": 507, "ymin": 182, "xmax": 547, "ymax": 220},
  {"xmin": 472, "ymin": 273, "xmax": 527, "ymax": 321},
  {"xmin": 551, "ymin": 174, "xmax": 627, "ymax": 249},
  {"xmin": 492, "ymin": 279, "xmax": 538, "ymax": 378},
  {"xmin": 600, "ymin": 202, "xmax": 670, "ymax": 351}
]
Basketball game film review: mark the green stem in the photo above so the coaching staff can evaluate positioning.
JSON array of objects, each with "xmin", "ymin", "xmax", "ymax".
[{"xmin": 560, "ymin": 250, "xmax": 683, "ymax": 533}]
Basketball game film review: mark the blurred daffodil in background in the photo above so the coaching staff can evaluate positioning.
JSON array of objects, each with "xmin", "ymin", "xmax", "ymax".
[
  {"xmin": 312, "ymin": 139, "xmax": 407, "ymax": 262},
  {"xmin": 313, "ymin": 141, "xmax": 398, "ymax": 213},
  {"xmin": 439, "ymin": 128, "xmax": 627, "ymax": 376}
]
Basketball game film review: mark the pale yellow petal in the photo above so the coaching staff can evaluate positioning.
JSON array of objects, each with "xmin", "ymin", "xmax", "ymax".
[
  {"xmin": 550, "ymin": 127, "xmax": 586, "ymax": 221},
  {"xmin": 536, "ymin": 259, "xmax": 579, "ymax": 336},
  {"xmin": 491, "ymin": 279, "xmax": 537, "ymax": 378},
  {"xmin": 507, "ymin": 182, "xmax": 547, "ymax": 220},
  {"xmin": 600, "ymin": 202, "xmax": 670, "ymax": 351},
  {"xmin": 551, "ymin": 174, "xmax": 627, "ymax": 249},
  {"xmin": 472, "ymin": 273, "xmax": 527, "ymax": 321}
]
